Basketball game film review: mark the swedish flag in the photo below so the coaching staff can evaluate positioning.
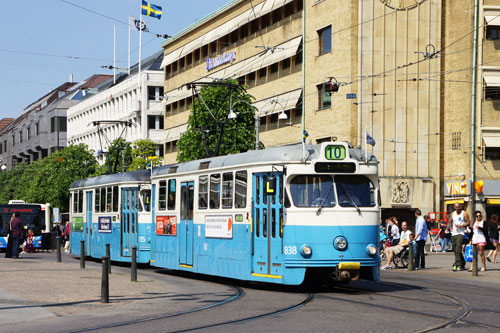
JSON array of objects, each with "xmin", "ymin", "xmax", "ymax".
[
  {"xmin": 302, "ymin": 129, "xmax": 309, "ymax": 143},
  {"xmin": 142, "ymin": 0, "xmax": 162, "ymax": 19}
]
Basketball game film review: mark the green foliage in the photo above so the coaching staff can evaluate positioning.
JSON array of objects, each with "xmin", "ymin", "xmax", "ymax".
[
  {"xmin": 127, "ymin": 139, "xmax": 161, "ymax": 171},
  {"xmin": 0, "ymin": 144, "xmax": 98, "ymax": 212},
  {"xmin": 177, "ymin": 79, "xmax": 256, "ymax": 162},
  {"xmin": 100, "ymin": 137, "xmax": 133, "ymax": 174}
]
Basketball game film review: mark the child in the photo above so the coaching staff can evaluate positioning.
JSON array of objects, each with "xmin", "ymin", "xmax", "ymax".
[{"xmin": 25, "ymin": 229, "xmax": 34, "ymax": 253}]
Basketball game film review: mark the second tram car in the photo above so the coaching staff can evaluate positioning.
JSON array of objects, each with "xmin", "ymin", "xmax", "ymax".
[
  {"xmin": 69, "ymin": 170, "xmax": 153, "ymax": 263},
  {"xmin": 69, "ymin": 142, "xmax": 380, "ymax": 285}
]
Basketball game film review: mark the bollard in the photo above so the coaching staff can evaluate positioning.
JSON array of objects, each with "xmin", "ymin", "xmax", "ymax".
[
  {"xmin": 101, "ymin": 256, "xmax": 109, "ymax": 303},
  {"xmin": 106, "ymin": 244, "xmax": 111, "ymax": 274},
  {"xmin": 131, "ymin": 246, "xmax": 137, "ymax": 282},
  {"xmin": 408, "ymin": 241, "xmax": 414, "ymax": 271},
  {"xmin": 80, "ymin": 240, "xmax": 85, "ymax": 269},
  {"xmin": 56, "ymin": 236, "xmax": 62, "ymax": 262},
  {"xmin": 472, "ymin": 244, "xmax": 478, "ymax": 276}
]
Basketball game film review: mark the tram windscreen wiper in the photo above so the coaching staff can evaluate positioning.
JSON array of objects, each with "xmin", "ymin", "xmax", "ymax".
[
  {"xmin": 338, "ymin": 183, "xmax": 362, "ymax": 216},
  {"xmin": 316, "ymin": 185, "xmax": 334, "ymax": 216}
]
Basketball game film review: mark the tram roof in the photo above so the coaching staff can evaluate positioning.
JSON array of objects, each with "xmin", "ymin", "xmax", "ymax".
[
  {"xmin": 70, "ymin": 169, "xmax": 151, "ymax": 189},
  {"xmin": 153, "ymin": 143, "xmax": 376, "ymax": 177}
]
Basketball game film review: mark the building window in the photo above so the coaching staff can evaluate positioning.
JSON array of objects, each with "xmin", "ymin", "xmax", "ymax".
[
  {"xmin": 51, "ymin": 116, "xmax": 67, "ymax": 132},
  {"xmin": 19, "ymin": 132, "xmax": 23, "ymax": 143},
  {"xmin": 452, "ymin": 132, "xmax": 462, "ymax": 150},
  {"xmin": 486, "ymin": 25, "xmax": 500, "ymax": 40},
  {"xmin": 27, "ymin": 127, "xmax": 31, "ymax": 140},
  {"xmin": 12, "ymin": 134, "xmax": 15, "ymax": 146},
  {"xmin": 485, "ymin": 87, "xmax": 500, "ymax": 100},
  {"xmin": 317, "ymin": 83, "xmax": 332, "ymax": 109},
  {"xmin": 148, "ymin": 115, "xmax": 164, "ymax": 130},
  {"xmin": 318, "ymin": 25, "xmax": 332, "ymax": 55},
  {"xmin": 148, "ymin": 86, "xmax": 164, "ymax": 101},
  {"xmin": 485, "ymin": 147, "xmax": 500, "ymax": 160}
]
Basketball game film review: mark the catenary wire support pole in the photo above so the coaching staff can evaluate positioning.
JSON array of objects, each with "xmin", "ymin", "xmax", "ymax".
[
  {"xmin": 56, "ymin": 236, "xmax": 62, "ymax": 262},
  {"xmin": 106, "ymin": 243, "xmax": 111, "ymax": 274},
  {"xmin": 80, "ymin": 240, "xmax": 85, "ymax": 268},
  {"xmin": 472, "ymin": 244, "xmax": 478, "ymax": 276},
  {"xmin": 101, "ymin": 256, "xmax": 109, "ymax": 303},
  {"xmin": 131, "ymin": 246, "xmax": 137, "ymax": 282}
]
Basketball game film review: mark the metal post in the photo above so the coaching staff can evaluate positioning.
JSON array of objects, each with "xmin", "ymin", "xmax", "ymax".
[
  {"xmin": 472, "ymin": 244, "xmax": 478, "ymax": 276},
  {"xmin": 131, "ymin": 246, "xmax": 137, "ymax": 282},
  {"xmin": 101, "ymin": 256, "xmax": 109, "ymax": 303},
  {"xmin": 56, "ymin": 236, "xmax": 62, "ymax": 262},
  {"xmin": 80, "ymin": 240, "xmax": 85, "ymax": 269},
  {"xmin": 408, "ymin": 241, "xmax": 414, "ymax": 271},
  {"xmin": 106, "ymin": 244, "xmax": 111, "ymax": 274}
]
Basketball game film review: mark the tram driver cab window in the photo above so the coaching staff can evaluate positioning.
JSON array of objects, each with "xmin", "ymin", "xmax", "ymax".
[{"xmin": 139, "ymin": 189, "xmax": 151, "ymax": 212}]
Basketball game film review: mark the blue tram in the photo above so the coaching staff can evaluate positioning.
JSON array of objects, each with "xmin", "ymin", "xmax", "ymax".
[
  {"xmin": 69, "ymin": 170, "xmax": 153, "ymax": 263},
  {"xmin": 69, "ymin": 142, "xmax": 380, "ymax": 285}
]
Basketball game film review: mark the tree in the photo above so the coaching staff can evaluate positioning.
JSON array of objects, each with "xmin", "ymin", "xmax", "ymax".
[
  {"xmin": 127, "ymin": 139, "xmax": 161, "ymax": 171},
  {"xmin": 177, "ymin": 79, "xmax": 256, "ymax": 162},
  {"xmin": 0, "ymin": 144, "xmax": 98, "ymax": 212},
  {"xmin": 97, "ymin": 137, "xmax": 132, "ymax": 175}
]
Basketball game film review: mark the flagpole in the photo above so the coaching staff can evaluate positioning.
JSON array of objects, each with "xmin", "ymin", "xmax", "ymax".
[
  {"xmin": 113, "ymin": 24, "xmax": 116, "ymax": 84},
  {"xmin": 128, "ymin": 15, "xmax": 131, "ymax": 75},
  {"xmin": 139, "ymin": 4, "xmax": 142, "ymax": 75}
]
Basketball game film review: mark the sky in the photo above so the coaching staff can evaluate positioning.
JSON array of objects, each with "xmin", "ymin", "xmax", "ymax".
[{"xmin": 0, "ymin": 0, "xmax": 232, "ymax": 119}]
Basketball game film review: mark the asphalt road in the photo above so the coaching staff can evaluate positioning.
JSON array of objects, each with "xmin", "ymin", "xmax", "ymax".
[{"xmin": 1, "ymin": 252, "xmax": 499, "ymax": 332}]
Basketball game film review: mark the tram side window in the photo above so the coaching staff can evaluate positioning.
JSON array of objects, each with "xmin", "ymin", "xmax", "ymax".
[
  {"xmin": 290, "ymin": 175, "xmax": 335, "ymax": 208},
  {"xmin": 106, "ymin": 187, "xmax": 112, "ymax": 212},
  {"xmin": 335, "ymin": 175, "xmax": 376, "ymax": 207},
  {"xmin": 199, "ymin": 176, "xmax": 208, "ymax": 209},
  {"xmin": 78, "ymin": 190, "xmax": 83, "ymax": 213},
  {"xmin": 222, "ymin": 172, "xmax": 233, "ymax": 209},
  {"xmin": 210, "ymin": 174, "xmax": 221, "ymax": 209},
  {"xmin": 72, "ymin": 192, "xmax": 78, "ymax": 213},
  {"xmin": 100, "ymin": 188, "xmax": 106, "ymax": 212},
  {"xmin": 235, "ymin": 171, "xmax": 247, "ymax": 208},
  {"xmin": 168, "ymin": 179, "xmax": 176, "ymax": 210},
  {"xmin": 95, "ymin": 188, "xmax": 101, "ymax": 213},
  {"xmin": 159, "ymin": 180, "xmax": 167, "ymax": 210},
  {"xmin": 113, "ymin": 186, "xmax": 119, "ymax": 211}
]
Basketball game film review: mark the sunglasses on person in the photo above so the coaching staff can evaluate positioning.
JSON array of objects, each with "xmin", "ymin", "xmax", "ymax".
[{"xmin": 476, "ymin": 214, "xmax": 482, "ymax": 218}]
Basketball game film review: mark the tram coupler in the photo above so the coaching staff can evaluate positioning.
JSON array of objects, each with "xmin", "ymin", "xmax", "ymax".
[{"xmin": 331, "ymin": 262, "xmax": 360, "ymax": 283}]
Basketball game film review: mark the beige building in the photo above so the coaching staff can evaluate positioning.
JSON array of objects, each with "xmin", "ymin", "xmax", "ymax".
[{"xmin": 160, "ymin": 0, "xmax": 500, "ymax": 226}]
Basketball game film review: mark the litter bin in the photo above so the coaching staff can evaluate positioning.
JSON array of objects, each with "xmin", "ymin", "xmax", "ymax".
[{"xmin": 41, "ymin": 232, "xmax": 57, "ymax": 251}]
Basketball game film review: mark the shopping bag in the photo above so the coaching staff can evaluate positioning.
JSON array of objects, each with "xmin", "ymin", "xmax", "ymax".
[{"xmin": 464, "ymin": 245, "xmax": 473, "ymax": 262}]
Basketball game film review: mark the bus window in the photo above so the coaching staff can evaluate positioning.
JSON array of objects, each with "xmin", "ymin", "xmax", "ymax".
[
  {"xmin": 210, "ymin": 174, "xmax": 220, "ymax": 209},
  {"xmin": 198, "ymin": 176, "xmax": 208, "ymax": 209},
  {"xmin": 113, "ymin": 186, "xmax": 119, "ymax": 212},
  {"xmin": 159, "ymin": 180, "xmax": 167, "ymax": 210},
  {"xmin": 222, "ymin": 172, "xmax": 233, "ymax": 209},
  {"xmin": 168, "ymin": 179, "xmax": 176, "ymax": 210},
  {"xmin": 290, "ymin": 175, "xmax": 335, "ymax": 208},
  {"xmin": 335, "ymin": 175, "xmax": 376, "ymax": 207},
  {"xmin": 235, "ymin": 171, "xmax": 247, "ymax": 208}
]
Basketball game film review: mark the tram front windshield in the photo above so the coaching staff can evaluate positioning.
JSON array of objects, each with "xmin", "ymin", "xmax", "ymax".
[{"xmin": 290, "ymin": 175, "xmax": 376, "ymax": 208}]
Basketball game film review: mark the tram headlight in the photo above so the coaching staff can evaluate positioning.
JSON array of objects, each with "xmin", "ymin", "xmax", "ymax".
[
  {"xmin": 366, "ymin": 244, "xmax": 377, "ymax": 257},
  {"xmin": 333, "ymin": 236, "xmax": 348, "ymax": 251},
  {"xmin": 301, "ymin": 245, "xmax": 312, "ymax": 257}
]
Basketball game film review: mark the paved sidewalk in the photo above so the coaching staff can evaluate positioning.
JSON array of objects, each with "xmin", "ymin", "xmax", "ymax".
[{"xmin": 381, "ymin": 250, "xmax": 500, "ymax": 284}]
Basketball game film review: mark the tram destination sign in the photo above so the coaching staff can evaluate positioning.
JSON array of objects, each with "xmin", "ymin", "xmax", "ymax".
[{"xmin": 324, "ymin": 145, "xmax": 346, "ymax": 160}]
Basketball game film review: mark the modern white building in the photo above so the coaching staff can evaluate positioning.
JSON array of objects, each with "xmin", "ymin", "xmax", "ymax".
[{"xmin": 67, "ymin": 51, "xmax": 165, "ymax": 163}]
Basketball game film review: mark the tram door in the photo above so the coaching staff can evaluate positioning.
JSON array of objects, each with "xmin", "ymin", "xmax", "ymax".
[
  {"xmin": 85, "ymin": 191, "xmax": 93, "ymax": 256},
  {"xmin": 179, "ymin": 182, "xmax": 194, "ymax": 266},
  {"xmin": 252, "ymin": 173, "xmax": 284, "ymax": 277},
  {"xmin": 121, "ymin": 187, "xmax": 138, "ymax": 257}
]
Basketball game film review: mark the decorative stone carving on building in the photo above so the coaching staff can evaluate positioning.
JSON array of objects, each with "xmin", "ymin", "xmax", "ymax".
[{"xmin": 392, "ymin": 180, "xmax": 410, "ymax": 204}]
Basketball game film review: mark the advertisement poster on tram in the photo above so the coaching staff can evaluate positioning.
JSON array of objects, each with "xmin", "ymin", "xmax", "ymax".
[
  {"xmin": 98, "ymin": 216, "xmax": 112, "ymax": 233},
  {"xmin": 72, "ymin": 217, "xmax": 83, "ymax": 232},
  {"xmin": 205, "ymin": 215, "xmax": 233, "ymax": 239},
  {"xmin": 156, "ymin": 216, "xmax": 176, "ymax": 235}
]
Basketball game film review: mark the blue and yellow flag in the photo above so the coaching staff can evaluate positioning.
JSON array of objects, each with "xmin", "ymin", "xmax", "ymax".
[
  {"xmin": 302, "ymin": 129, "xmax": 309, "ymax": 143},
  {"xmin": 142, "ymin": 0, "xmax": 162, "ymax": 19}
]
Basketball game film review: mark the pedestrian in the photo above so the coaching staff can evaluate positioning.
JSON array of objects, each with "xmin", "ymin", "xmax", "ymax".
[
  {"xmin": 487, "ymin": 214, "xmax": 499, "ymax": 263},
  {"xmin": 448, "ymin": 203, "xmax": 470, "ymax": 271},
  {"xmin": 10, "ymin": 212, "xmax": 24, "ymax": 259},
  {"xmin": 390, "ymin": 217, "xmax": 400, "ymax": 246},
  {"xmin": 5, "ymin": 213, "xmax": 15, "ymax": 258},
  {"xmin": 414, "ymin": 209, "xmax": 428, "ymax": 270},
  {"xmin": 471, "ymin": 211, "xmax": 487, "ymax": 272},
  {"xmin": 382, "ymin": 221, "xmax": 412, "ymax": 270},
  {"xmin": 439, "ymin": 222, "xmax": 451, "ymax": 252},
  {"xmin": 64, "ymin": 222, "xmax": 70, "ymax": 253}
]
